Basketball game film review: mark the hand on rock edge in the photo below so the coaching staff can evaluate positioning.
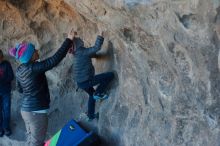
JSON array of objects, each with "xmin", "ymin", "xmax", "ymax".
[
  {"xmin": 98, "ymin": 23, "xmax": 107, "ymax": 37},
  {"xmin": 99, "ymin": 31, "xmax": 104, "ymax": 37},
  {"xmin": 68, "ymin": 28, "xmax": 77, "ymax": 40}
]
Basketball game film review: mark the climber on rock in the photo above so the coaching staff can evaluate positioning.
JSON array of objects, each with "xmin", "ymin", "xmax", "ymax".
[
  {"xmin": 9, "ymin": 29, "xmax": 75, "ymax": 146},
  {"xmin": 0, "ymin": 49, "xmax": 14, "ymax": 137},
  {"xmin": 69, "ymin": 29, "xmax": 114, "ymax": 121}
]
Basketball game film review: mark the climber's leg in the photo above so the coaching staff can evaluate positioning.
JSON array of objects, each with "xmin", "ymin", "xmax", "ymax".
[
  {"xmin": 92, "ymin": 72, "xmax": 114, "ymax": 99},
  {"xmin": 83, "ymin": 87, "xmax": 97, "ymax": 119}
]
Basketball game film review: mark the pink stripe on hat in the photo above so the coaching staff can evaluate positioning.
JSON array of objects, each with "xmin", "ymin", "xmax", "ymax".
[{"xmin": 17, "ymin": 45, "xmax": 27, "ymax": 58}]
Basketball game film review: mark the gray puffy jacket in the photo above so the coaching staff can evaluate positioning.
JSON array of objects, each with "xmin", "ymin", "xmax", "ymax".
[
  {"xmin": 16, "ymin": 38, "xmax": 72, "ymax": 111},
  {"xmin": 73, "ymin": 36, "xmax": 104, "ymax": 83}
]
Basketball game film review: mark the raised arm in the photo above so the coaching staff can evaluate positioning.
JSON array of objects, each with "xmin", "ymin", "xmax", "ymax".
[
  {"xmin": 82, "ymin": 35, "xmax": 104, "ymax": 56},
  {"xmin": 32, "ymin": 29, "xmax": 76, "ymax": 73},
  {"xmin": 32, "ymin": 38, "xmax": 73, "ymax": 73}
]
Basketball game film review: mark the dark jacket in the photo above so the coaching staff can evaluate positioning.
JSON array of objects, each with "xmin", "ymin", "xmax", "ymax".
[
  {"xmin": 73, "ymin": 36, "xmax": 104, "ymax": 83},
  {"xmin": 16, "ymin": 38, "xmax": 72, "ymax": 111},
  {"xmin": 0, "ymin": 60, "xmax": 14, "ymax": 94}
]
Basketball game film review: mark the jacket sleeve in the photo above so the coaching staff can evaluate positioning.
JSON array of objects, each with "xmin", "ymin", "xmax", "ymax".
[
  {"xmin": 16, "ymin": 80, "xmax": 23, "ymax": 93},
  {"xmin": 81, "ymin": 35, "xmax": 104, "ymax": 56},
  {"xmin": 5, "ymin": 62, "xmax": 14, "ymax": 82},
  {"xmin": 32, "ymin": 38, "xmax": 73, "ymax": 73}
]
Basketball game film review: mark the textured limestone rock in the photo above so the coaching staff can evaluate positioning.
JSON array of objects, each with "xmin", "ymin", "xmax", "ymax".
[{"xmin": 0, "ymin": 0, "xmax": 220, "ymax": 146}]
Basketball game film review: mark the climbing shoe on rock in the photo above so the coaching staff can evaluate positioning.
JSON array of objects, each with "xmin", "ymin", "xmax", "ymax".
[
  {"xmin": 87, "ymin": 113, "xmax": 99, "ymax": 122},
  {"xmin": 4, "ymin": 129, "xmax": 11, "ymax": 136},
  {"xmin": 93, "ymin": 93, "xmax": 108, "ymax": 100},
  {"xmin": 79, "ymin": 112, "xmax": 99, "ymax": 122},
  {"xmin": 0, "ymin": 130, "xmax": 4, "ymax": 137}
]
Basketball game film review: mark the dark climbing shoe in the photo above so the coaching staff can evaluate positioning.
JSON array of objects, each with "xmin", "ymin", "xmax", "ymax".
[
  {"xmin": 0, "ymin": 130, "xmax": 4, "ymax": 137},
  {"xmin": 93, "ymin": 93, "xmax": 108, "ymax": 100},
  {"xmin": 87, "ymin": 113, "xmax": 99, "ymax": 122},
  {"xmin": 4, "ymin": 129, "xmax": 11, "ymax": 136}
]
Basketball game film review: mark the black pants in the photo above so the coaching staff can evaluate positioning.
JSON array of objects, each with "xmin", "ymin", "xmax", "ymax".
[
  {"xmin": 0, "ymin": 92, "xmax": 11, "ymax": 131},
  {"xmin": 77, "ymin": 72, "xmax": 114, "ymax": 118}
]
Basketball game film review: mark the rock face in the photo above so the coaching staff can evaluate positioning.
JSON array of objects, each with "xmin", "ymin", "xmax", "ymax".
[{"xmin": 0, "ymin": 0, "xmax": 220, "ymax": 146}]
